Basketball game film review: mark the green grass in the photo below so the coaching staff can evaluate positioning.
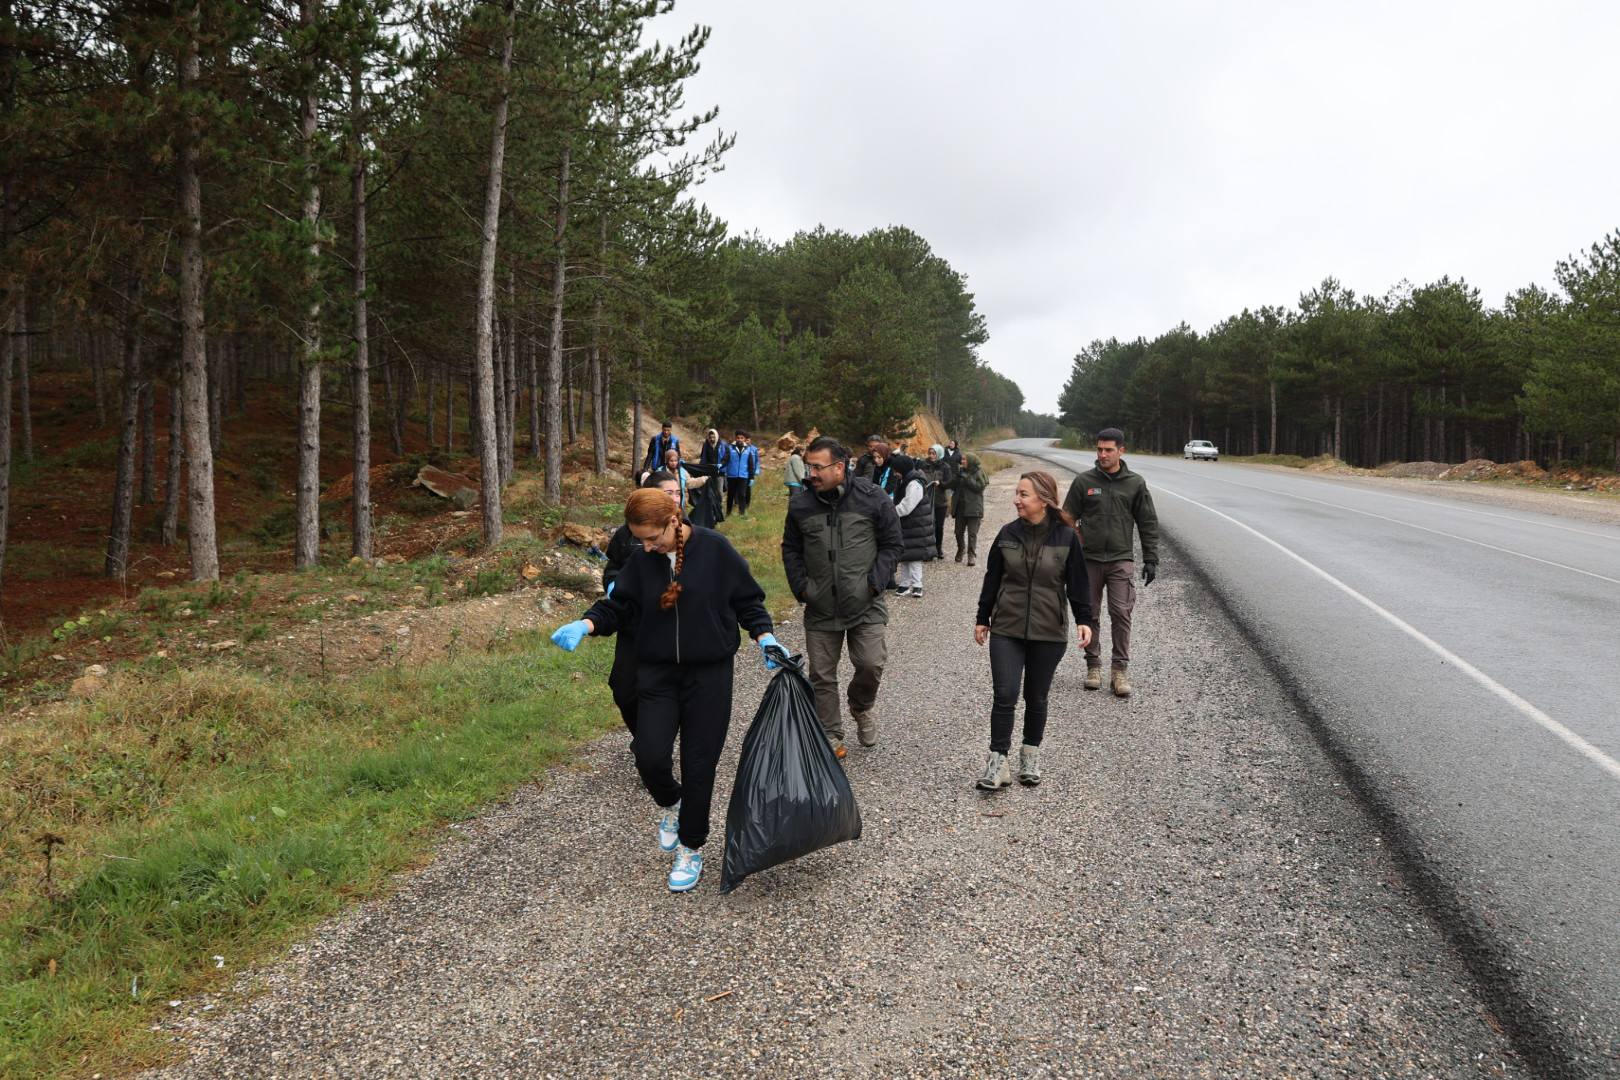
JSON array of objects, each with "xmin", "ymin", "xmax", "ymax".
[
  {"xmin": 713, "ymin": 470, "xmax": 793, "ymax": 614},
  {"xmin": 0, "ymin": 639, "xmax": 616, "ymax": 1078}
]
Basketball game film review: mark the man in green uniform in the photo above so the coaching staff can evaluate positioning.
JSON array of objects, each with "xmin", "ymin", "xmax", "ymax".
[{"xmin": 1062, "ymin": 428, "xmax": 1159, "ymax": 698}]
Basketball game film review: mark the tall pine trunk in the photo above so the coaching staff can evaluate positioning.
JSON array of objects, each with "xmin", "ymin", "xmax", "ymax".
[
  {"xmin": 106, "ymin": 290, "xmax": 143, "ymax": 578},
  {"xmin": 177, "ymin": 2, "xmax": 219, "ymax": 579},
  {"xmin": 472, "ymin": 0, "xmax": 516, "ymax": 546},
  {"xmin": 527, "ymin": 298, "xmax": 540, "ymax": 459},
  {"xmin": 15, "ymin": 283, "xmax": 29, "ymax": 462},
  {"xmin": 161, "ymin": 381, "xmax": 184, "ymax": 546},
  {"xmin": 544, "ymin": 141, "xmax": 571, "ymax": 502},
  {"xmin": 1267, "ymin": 379, "xmax": 1277, "ymax": 455},
  {"xmin": 293, "ymin": 0, "xmax": 324, "ymax": 569},
  {"xmin": 139, "ymin": 381, "xmax": 155, "ymax": 504},
  {"xmin": 350, "ymin": 55, "xmax": 372, "ymax": 560}
]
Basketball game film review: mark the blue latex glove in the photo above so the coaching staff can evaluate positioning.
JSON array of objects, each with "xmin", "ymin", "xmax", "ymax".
[
  {"xmin": 604, "ymin": 579, "xmax": 615, "ymax": 597},
  {"xmin": 551, "ymin": 620, "xmax": 591, "ymax": 652},
  {"xmin": 757, "ymin": 633, "xmax": 783, "ymax": 670}
]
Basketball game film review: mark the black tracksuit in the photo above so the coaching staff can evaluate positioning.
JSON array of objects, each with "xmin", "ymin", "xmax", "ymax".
[
  {"xmin": 602, "ymin": 524, "xmax": 641, "ymax": 733},
  {"xmin": 584, "ymin": 526, "xmax": 772, "ymax": 849}
]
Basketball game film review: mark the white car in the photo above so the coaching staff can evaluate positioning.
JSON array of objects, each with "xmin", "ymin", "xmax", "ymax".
[{"xmin": 1183, "ymin": 440, "xmax": 1219, "ymax": 461}]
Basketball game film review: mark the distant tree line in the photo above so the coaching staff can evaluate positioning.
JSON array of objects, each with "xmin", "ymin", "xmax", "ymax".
[
  {"xmin": 1057, "ymin": 230, "xmax": 1620, "ymax": 469},
  {"xmin": 679, "ymin": 226, "xmax": 1019, "ymax": 442}
]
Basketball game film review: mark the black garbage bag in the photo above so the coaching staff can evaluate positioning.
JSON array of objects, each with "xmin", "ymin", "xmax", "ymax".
[{"xmin": 720, "ymin": 650, "xmax": 861, "ymax": 894}]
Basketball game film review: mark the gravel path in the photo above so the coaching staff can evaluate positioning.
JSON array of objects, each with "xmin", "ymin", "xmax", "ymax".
[{"xmin": 145, "ymin": 459, "xmax": 1524, "ymax": 1078}]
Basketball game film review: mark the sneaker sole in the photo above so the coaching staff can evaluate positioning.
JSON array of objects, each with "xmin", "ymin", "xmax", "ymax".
[
  {"xmin": 668, "ymin": 876, "xmax": 701, "ymax": 893},
  {"xmin": 659, "ymin": 837, "xmax": 678, "ymax": 852},
  {"xmin": 1019, "ymin": 776, "xmax": 1040, "ymax": 786}
]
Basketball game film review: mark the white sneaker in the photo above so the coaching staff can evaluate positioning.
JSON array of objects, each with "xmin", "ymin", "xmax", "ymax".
[
  {"xmin": 657, "ymin": 801, "xmax": 681, "ymax": 852},
  {"xmin": 668, "ymin": 845, "xmax": 703, "ymax": 892}
]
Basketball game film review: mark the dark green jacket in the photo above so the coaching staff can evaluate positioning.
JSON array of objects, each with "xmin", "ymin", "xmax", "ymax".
[
  {"xmin": 1062, "ymin": 460, "xmax": 1159, "ymax": 565},
  {"xmin": 781, "ymin": 476, "xmax": 904, "ymax": 631},
  {"xmin": 922, "ymin": 457, "xmax": 955, "ymax": 509},
  {"xmin": 975, "ymin": 515, "xmax": 1091, "ymax": 642},
  {"xmin": 952, "ymin": 455, "xmax": 988, "ymax": 519}
]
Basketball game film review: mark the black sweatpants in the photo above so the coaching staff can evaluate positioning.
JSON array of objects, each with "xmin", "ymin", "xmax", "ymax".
[
  {"xmin": 608, "ymin": 633, "xmax": 638, "ymax": 734},
  {"xmin": 932, "ymin": 507, "xmax": 948, "ymax": 557},
  {"xmin": 988, "ymin": 633, "xmax": 1067, "ymax": 754},
  {"xmin": 633, "ymin": 657, "xmax": 735, "ymax": 849},
  {"xmin": 726, "ymin": 476, "xmax": 751, "ymax": 516}
]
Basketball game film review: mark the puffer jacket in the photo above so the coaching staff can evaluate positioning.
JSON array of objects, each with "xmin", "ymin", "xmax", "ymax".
[
  {"xmin": 953, "ymin": 454, "xmax": 988, "ymax": 518},
  {"xmin": 893, "ymin": 462, "xmax": 935, "ymax": 563},
  {"xmin": 975, "ymin": 514, "xmax": 1091, "ymax": 643},
  {"xmin": 782, "ymin": 476, "xmax": 904, "ymax": 631},
  {"xmin": 1062, "ymin": 459, "xmax": 1160, "ymax": 565}
]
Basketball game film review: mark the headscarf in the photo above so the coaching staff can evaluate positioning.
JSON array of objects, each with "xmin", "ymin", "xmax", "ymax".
[{"xmin": 929, "ymin": 443, "xmax": 944, "ymax": 461}]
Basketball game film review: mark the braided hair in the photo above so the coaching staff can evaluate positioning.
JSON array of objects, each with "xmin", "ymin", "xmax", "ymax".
[{"xmin": 624, "ymin": 488, "xmax": 686, "ymax": 610}]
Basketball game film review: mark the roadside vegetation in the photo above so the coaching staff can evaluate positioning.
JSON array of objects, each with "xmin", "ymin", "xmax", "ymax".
[{"xmin": 0, "ymin": 467, "xmax": 797, "ymax": 1079}]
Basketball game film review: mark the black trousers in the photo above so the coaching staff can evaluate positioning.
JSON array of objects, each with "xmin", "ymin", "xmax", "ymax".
[
  {"xmin": 932, "ymin": 507, "xmax": 948, "ymax": 557},
  {"xmin": 608, "ymin": 633, "xmax": 638, "ymax": 734},
  {"xmin": 726, "ymin": 476, "xmax": 750, "ymax": 516},
  {"xmin": 988, "ymin": 633, "xmax": 1067, "ymax": 753},
  {"xmin": 633, "ymin": 658, "xmax": 734, "ymax": 849}
]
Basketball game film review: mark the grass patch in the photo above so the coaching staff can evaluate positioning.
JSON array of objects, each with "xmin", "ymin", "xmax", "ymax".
[
  {"xmin": 713, "ymin": 469, "xmax": 793, "ymax": 616},
  {"xmin": 2, "ymin": 542, "xmax": 104, "ymax": 582},
  {"xmin": 0, "ymin": 640, "xmax": 615, "ymax": 1078},
  {"xmin": 978, "ymin": 452, "xmax": 1016, "ymax": 475}
]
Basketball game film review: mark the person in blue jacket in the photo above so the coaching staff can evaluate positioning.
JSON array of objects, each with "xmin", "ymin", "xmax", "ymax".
[
  {"xmin": 551, "ymin": 488, "xmax": 781, "ymax": 893},
  {"xmin": 725, "ymin": 429, "xmax": 760, "ymax": 517},
  {"xmin": 642, "ymin": 421, "xmax": 680, "ymax": 476}
]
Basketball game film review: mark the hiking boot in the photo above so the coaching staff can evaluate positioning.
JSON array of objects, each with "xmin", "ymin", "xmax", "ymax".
[
  {"xmin": 966, "ymin": 555, "xmax": 976, "ymax": 567},
  {"xmin": 657, "ymin": 801, "xmax": 681, "ymax": 852},
  {"xmin": 855, "ymin": 711, "xmax": 878, "ymax": 747},
  {"xmin": 1111, "ymin": 667, "xmax": 1132, "ymax": 698},
  {"xmin": 1018, "ymin": 744, "xmax": 1041, "ymax": 786},
  {"xmin": 1083, "ymin": 664, "xmax": 1103, "ymax": 691},
  {"xmin": 976, "ymin": 751, "xmax": 1011, "ymax": 790},
  {"xmin": 668, "ymin": 845, "xmax": 703, "ymax": 892},
  {"xmin": 954, "ymin": 550, "xmax": 963, "ymax": 563}
]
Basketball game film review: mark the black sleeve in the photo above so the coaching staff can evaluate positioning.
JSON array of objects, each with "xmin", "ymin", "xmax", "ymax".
[
  {"xmin": 781, "ymin": 504, "xmax": 808, "ymax": 601},
  {"xmin": 725, "ymin": 541, "xmax": 774, "ymax": 641},
  {"xmin": 975, "ymin": 528, "xmax": 1007, "ymax": 626},
  {"xmin": 584, "ymin": 557, "xmax": 640, "ymax": 637},
  {"xmin": 602, "ymin": 525, "xmax": 634, "ymax": 593},
  {"xmin": 1065, "ymin": 532, "xmax": 1092, "ymax": 625}
]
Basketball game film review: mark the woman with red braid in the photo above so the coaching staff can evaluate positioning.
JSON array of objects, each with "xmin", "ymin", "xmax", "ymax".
[{"xmin": 551, "ymin": 488, "xmax": 782, "ymax": 893}]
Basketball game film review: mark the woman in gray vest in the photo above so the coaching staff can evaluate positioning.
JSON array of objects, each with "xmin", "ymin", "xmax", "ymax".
[{"xmin": 972, "ymin": 471, "xmax": 1093, "ymax": 789}]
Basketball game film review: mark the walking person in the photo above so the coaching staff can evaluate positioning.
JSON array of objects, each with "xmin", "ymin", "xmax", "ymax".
[
  {"xmin": 890, "ymin": 453, "xmax": 935, "ymax": 598},
  {"xmin": 784, "ymin": 445, "xmax": 807, "ymax": 496},
  {"xmin": 973, "ymin": 471, "xmax": 1093, "ymax": 789},
  {"xmin": 642, "ymin": 421, "xmax": 680, "ymax": 476},
  {"xmin": 944, "ymin": 439, "xmax": 964, "ymax": 470},
  {"xmin": 953, "ymin": 452, "xmax": 988, "ymax": 566},
  {"xmin": 601, "ymin": 471, "xmax": 684, "ymax": 736},
  {"xmin": 1062, "ymin": 427, "xmax": 1159, "ymax": 698},
  {"xmin": 724, "ymin": 430, "xmax": 756, "ymax": 517},
  {"xmin": 551, "ymin": 489, "xmax": 782, "ymax": 892},
  {"xmin": 781, "ymin": 436, "xmax": 904, "ymax": 758},
  {"xmin": 923, "ymin": 444, "xmax": 955, "ymax": 560}
]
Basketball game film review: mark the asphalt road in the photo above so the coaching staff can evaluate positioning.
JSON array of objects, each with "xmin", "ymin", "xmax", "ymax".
[{"xmin": 998, "ymin": 439, "xmax": 1620, "ymax": 1076}]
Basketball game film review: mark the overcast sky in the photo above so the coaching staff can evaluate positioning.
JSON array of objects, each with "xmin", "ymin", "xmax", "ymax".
[{"xmin": 653, "ymin": 1, "xmax": 1620, "ymax": 414}]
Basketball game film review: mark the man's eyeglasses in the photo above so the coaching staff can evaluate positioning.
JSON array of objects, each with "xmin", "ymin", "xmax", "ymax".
[{"xmin": 806, "ymin": 461, "xmax": 843, "ymax": 474}]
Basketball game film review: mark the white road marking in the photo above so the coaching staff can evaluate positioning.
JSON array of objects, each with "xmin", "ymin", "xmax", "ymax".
[
  {"xmin": 1155, "ymin": 484, "xmax": 1620, "ymax": 784},
  {"xmin": 1152, "ymin": 466, "xmax": 1620, "ymax": 588}
]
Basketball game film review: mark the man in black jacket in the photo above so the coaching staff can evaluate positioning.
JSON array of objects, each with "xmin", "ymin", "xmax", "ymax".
[
  {"xmin": 642, "ymin": 421, "xmax": 680, "ymax": 476},
  {"xmin": 782, "ymin": 437, "xmax": 904, "ymax": 756}
]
